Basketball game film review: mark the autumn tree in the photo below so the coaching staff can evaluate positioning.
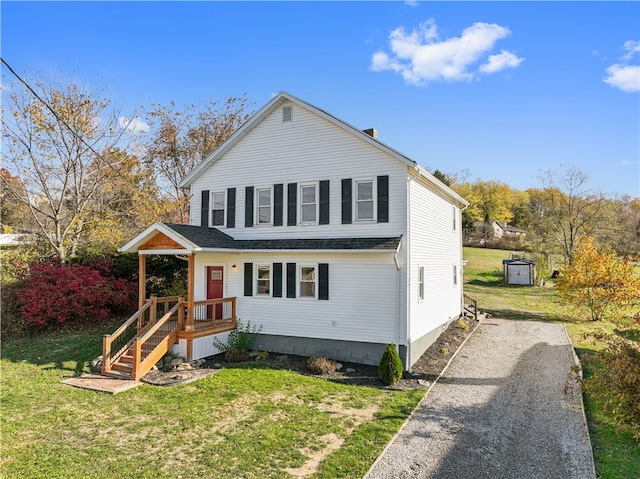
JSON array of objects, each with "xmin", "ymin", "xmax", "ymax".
[
  {"xmin": 453, "ymin": 180, "xmax": 515, "ymax": 242},
  {"xmin": 528, "ymin": 167, "xmax": 613, "ymax": 265},
  {"xmin": 141, "ymin": 96, "xmax": 253, "ymax": 223},
  {"xmin": 2, "ymin": 74, "xmax": 135, "ymax": 263},
  {"xmin": 79, "ymin": 148, "xmax": 166, "ymax": 257},
  {"xmin": 557, "ymin": 237, "xmax": 640, "ymax": 321},
  {"xmin": 0, "ymin": 168, "xmax": 31, "ymax": 233}
]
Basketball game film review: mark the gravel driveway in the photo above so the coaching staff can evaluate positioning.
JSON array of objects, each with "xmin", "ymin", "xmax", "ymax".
[{"xmin": 366, "ymin": 320, "xmax": 596, "ymax": 479}]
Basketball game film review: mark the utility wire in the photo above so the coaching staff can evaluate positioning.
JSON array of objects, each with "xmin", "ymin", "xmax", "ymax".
[{"xmin": 1, "ymin": 57, "xmax": 140, "ymax": 185}]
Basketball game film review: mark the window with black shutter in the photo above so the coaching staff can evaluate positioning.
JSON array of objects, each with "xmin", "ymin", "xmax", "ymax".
[
  {"xmin": 377, "ymin": 175, "xmax": 389, "ymax": 223},
  {"xmin": 319, "ymin": 180, "xmax": 330, "ymax": 225},
  {"xmin": 245, "ymin": 186, "xmax": 254, "ymax": 227},
  {"xmin": 341, "ymin": 179, "xmax": 352, "ymax": 224},
  {"xmin": 273, "ymin": 263, "xmax": 283, "ymax": 297},
  {"xmin": 244, "ymin": 263, "xmax": 253, "ymax": 296},
  {"xmin": 287, "ymin": 183, "xmax": 297, "ymax": 226},
  {"xmin": 318, "ymin": 263, "xmax": 329, "ymax": 300},
  {"xmin": 227, "ymin": 188, "xmax": 236, "ymax": 228},
  {"xmin": 201, "ymin": 190, "xmax": 209, "ymax": 227},
  {"xmin": 286, "ymin": 263, "xmax": 296, "ymax": 298},
  {"xmin": 274, "ymin": 184, "xmax": 284, "ymax": 226}
]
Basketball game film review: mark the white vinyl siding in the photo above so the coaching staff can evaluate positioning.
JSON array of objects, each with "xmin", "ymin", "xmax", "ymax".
[
  {"xmin": 193, "ymin": 252, "xmax": 400, "ymax": 345},
  {"xmin": 408, "ymin": 177, "xmax": 463, "ymax": 343},
  {"xmin": 188, "ymin": 104, "xmax": 407, "ymax": 239}
]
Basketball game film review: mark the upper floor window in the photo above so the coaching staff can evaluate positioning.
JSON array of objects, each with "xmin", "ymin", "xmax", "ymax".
[
  {"xmin": 257, "ymin": 264, "xmax": 271, "ymax": 296},
  {"xmin": 211, "ymin": 192, "xmax": 225, "ymax": 226},
  {"xmin": 355, "ymin": 179, "xmax": 375, "ymax": 221},
  {"xmin": 256, "ymin": 187, "xmax": 272, "ymax": 225},
  {"xmin": 300, "ymin": 183, "xmax": 318, "ymax": 224}
]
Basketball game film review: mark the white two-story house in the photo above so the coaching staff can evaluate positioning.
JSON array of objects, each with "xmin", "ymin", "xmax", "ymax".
[{"xmin": 106, "ymin": 92, "xmax": 468, "ymax": 380}]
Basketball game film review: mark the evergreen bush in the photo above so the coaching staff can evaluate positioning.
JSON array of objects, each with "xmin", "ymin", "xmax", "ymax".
[{"xmin": 378, "ymin": 343, "xmax": 403, "ymax": 385}]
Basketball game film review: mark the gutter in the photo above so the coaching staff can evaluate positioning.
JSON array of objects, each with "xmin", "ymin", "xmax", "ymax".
[{"xmin": 404, "ymin": 168, "xmax": 421, "ymax": 371}]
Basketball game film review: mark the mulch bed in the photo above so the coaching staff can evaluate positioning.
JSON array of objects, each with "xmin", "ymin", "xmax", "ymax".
[{"xmin": 142, "ymin": 318, "xmax": 478, "ymax": 389}]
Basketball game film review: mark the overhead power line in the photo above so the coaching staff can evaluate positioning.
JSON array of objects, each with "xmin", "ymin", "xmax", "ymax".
[{"xmin": 1, "ymin": 57, "xmax": 138, "ymax": 185}]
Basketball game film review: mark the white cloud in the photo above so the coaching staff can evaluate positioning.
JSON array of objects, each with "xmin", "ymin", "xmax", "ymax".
[
  {"xmin": 119, "ymin": 116, "xmax": 149, "ymax": 133},
  {"xmin": 622, "ymin": 40, "xmax": 640, "ymax": 61},
  {"xmin": 480, "ymin": 50, "xmax": 524, "ymax": 74},
  {"xmin": 603, "ymin": 40, "xmax": 640, "ymax": 93},
  {"xmin": 404, "ymin": 0, "xmax": 419, "ymax": 7},
  {"xmin": 604, "ymin": 65, "xmax": 640, "ymax": 92},
  {"xmin": 371, "ymin": 19, "xmax": 523, "ymax": 84}
]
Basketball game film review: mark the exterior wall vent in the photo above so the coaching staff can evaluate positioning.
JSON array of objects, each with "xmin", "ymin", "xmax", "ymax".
[
  {"xmin": 362, "ymin": 128, "xmax": 377, "ymax": 139},
  {"xmin": 282, "ymin": 106, "xmax": 293, "ymax": 122}
]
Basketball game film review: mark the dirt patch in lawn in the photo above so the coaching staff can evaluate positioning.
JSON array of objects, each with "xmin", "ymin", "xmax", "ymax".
[{"xmin": 141, "ymin": 317, "xmax": 478, "ymax": 389}]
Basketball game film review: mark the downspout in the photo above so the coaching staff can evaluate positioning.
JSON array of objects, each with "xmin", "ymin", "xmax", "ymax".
[
  {"xmin": 394, "ymin": 236, "xmax": 402, "ymax": 360},
  {"xmin": 459, "ymin": 204, "xmax": 470, "ymax": 316},
  {"xmin": 405, "ymin": 167, "xmax": 421, "ymax": 372}
]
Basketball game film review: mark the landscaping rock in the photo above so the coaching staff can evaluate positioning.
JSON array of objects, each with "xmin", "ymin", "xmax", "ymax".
[{"xmin": 89, "ymin": 355, "xmax": 103, "ymax": 373}]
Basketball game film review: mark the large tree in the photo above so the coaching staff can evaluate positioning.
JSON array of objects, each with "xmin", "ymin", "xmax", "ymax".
[
  {"xmin": 528, "ymin": 167, "xmax": 614, "ymax": 264},
  {"xmin": 2, "ymin": 74, "xmax": 134, "ymax": 263},
  {"xmin": 141, "ymin": 96, "xmax": 253, "ymax": 223}
]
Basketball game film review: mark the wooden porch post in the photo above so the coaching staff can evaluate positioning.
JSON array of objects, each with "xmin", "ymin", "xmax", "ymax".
[
  {"xmin": 138, "ymin": 254, "xmax": 146, "ymax": 308},
  {"xmin": 186, "ymin": 253, "xmax": 195, "ymax": 332}
]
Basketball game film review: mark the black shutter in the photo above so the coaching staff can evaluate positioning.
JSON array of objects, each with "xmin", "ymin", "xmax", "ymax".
[
  {"xmin": 245, "ymin": 186, "xmax": 254, "ymax": 227},
  {"xmin": 341, "ymin": 179, "xmax": 352, "ymax": 224},
  {"xmin": 273, "ymin": 263, "xmax": 283, "ymax": 298},
  {"xmin": 244, "ymin": 263, "xmax": 253, "ymax": 296},
  {"xmin": 201, "ymin": 190, "xmax": 209, "ymax": 227},
  {"xmin": 319, "ymin": 263, "xmax": 329, "ymax": 300},
  {"xmin": 319, "ymin": 180, "xmax": 330, "ymax": 225},
  {"xmin": 274, "ymin": 184, "xmax": 284, "ymax": 226},
  {"xmin": 287, "ymin": 183, "xmax": 297, "ymax": 226},
  {"xmin": 377, "ymin": 175, "xmax": 389, "ymax": 223},
  {"xmin": 227, "ymin": 188, "xmax": 236, "ymax": 228},
  {"xmin": 286, "ymin": 263, "xmax": 296, "ymax": 298}
]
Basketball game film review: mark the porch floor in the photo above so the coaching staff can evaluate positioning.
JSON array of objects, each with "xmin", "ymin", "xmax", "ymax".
[{"xmin": 62, "ymin": 374, "xmax": 143, "ymax": 394}]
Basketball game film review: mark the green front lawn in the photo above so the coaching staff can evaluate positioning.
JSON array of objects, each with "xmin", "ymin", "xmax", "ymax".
[{"xmin": 0, "ymin": 330, "xmax": 423, "ymax": 478}]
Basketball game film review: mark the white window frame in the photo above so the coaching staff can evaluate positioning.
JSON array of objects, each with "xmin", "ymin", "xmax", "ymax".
[
  {"xmin": 299, "ymin": 182, "xmax": 319, "ymax": 225},
  {"xmin": 298, "ymin": 264, "xmax": 317, "ymax": 299},
  {"xmin": 211, "ymin": 191, "xmax": 226, "ymax": 227},
  {"xmin": 418, "ymin": 266, "xmax": 425, "ymax": 301},
  {"xmin": 256, "ymin": 186, "xmax": 273, "ymax": 225},
  {"xmin": 282, "ymin": 106, "xmax": 293, "ymax": 122},
  {"xmin": 354, "ymin": 179, "xmax": 376, "ymax": 222},
  {"xmin": 256, "ymin": 264, "xmax": 272, "ymax": 297},
  {"xmin": 453, "ymin": 264, "xmax": 458, "ymax": 286}
]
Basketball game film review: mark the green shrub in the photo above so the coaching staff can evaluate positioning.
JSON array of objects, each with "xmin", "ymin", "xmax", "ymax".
[
  {"xmin": 378, "ymin": 343, "xmax": 403, "ymax": 385},
  {"xmin": 213, "ymin": 319, "xmax": 262, "ymax": 361},
  {"xmin": 306, "ymin": 356, "xmax": 337, "ymax": 375},
  {"xmin": 585, "ymin": 330, "xmax": 640, "ymax": 442}
]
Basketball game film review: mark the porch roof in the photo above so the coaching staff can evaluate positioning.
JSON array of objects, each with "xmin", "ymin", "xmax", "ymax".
[{"xmin": 119, "ymin": 223, "xmax": 402, "ymax": 254}]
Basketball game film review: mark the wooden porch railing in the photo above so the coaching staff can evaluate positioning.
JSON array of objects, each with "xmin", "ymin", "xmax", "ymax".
[
  {"xmin": 102, "ymin": 296, "xmax": 237, "ymax": 379},
  {"xmin": 463, "ymin": 294, "xmax": 478, "ymax": 321}
]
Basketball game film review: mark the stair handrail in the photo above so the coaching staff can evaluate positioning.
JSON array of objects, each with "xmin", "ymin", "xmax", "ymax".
[
  {"xmin": 463, "ymin": 293, "xmax": 478, "ymax": 321},
  {"xmin": 103, "ymin": 299, "xmax": 153, "ymax": 373},
  {"xmin": 131, "ymin": 301, "xmax": 183, "ymax": 379}
]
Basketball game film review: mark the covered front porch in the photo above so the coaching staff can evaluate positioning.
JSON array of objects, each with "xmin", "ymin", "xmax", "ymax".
[{"xmin": 102, "ymin": 224, "xmax": 239, "ymax": 380}]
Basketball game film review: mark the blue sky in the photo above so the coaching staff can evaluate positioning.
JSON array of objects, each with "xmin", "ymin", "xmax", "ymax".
[{"xmin": 2, "ymin": 1, "xmax": 639, "ymax": 197}]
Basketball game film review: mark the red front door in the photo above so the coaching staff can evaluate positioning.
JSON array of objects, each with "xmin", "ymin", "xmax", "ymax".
[{"xmin": 206, "ymin": 266, "xmax": 224, "ymax": 320}]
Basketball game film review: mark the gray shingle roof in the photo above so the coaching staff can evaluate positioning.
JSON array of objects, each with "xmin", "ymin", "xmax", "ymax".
[{"xmin": 166, "ymin": 224, "xmax": 401, "ymax": 251}]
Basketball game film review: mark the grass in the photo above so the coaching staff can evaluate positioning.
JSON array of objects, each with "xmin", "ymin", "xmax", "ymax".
[
  {"xmin": 463, "ymin": 246, "xmax": 640, "ymax": 479},
  {"xmin": 0, "ymin": 325, "xmax": 423, "ymax": 478}
]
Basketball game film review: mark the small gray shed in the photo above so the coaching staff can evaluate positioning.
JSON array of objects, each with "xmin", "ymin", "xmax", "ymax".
[{"xmin": 503, "ymin": 259, "xmax": 535, "ymax": 285}]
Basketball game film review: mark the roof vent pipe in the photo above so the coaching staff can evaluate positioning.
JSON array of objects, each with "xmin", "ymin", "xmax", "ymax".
[{"xmin": 362, "ymin": 128, "xmax": 378, "ymax": 139}]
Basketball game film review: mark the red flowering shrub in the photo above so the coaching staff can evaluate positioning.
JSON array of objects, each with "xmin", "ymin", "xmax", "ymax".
[{"xmin": 17, "ymin": 261, "xmax": 136, "ymax": 328}]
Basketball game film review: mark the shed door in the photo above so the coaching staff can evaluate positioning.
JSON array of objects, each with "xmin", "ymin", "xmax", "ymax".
[
  {"xmin": 509, "ymin": 264, "xmax": 530, "ymax": 285},
  {"xmin": 206, "ymin": 266, "xmax": 224, "ymax": 319}
]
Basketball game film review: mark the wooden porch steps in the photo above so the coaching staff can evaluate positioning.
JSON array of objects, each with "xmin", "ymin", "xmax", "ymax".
[{"xmin": 104, "ymin": 330, "xmax": 172, "ymax": 379}]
